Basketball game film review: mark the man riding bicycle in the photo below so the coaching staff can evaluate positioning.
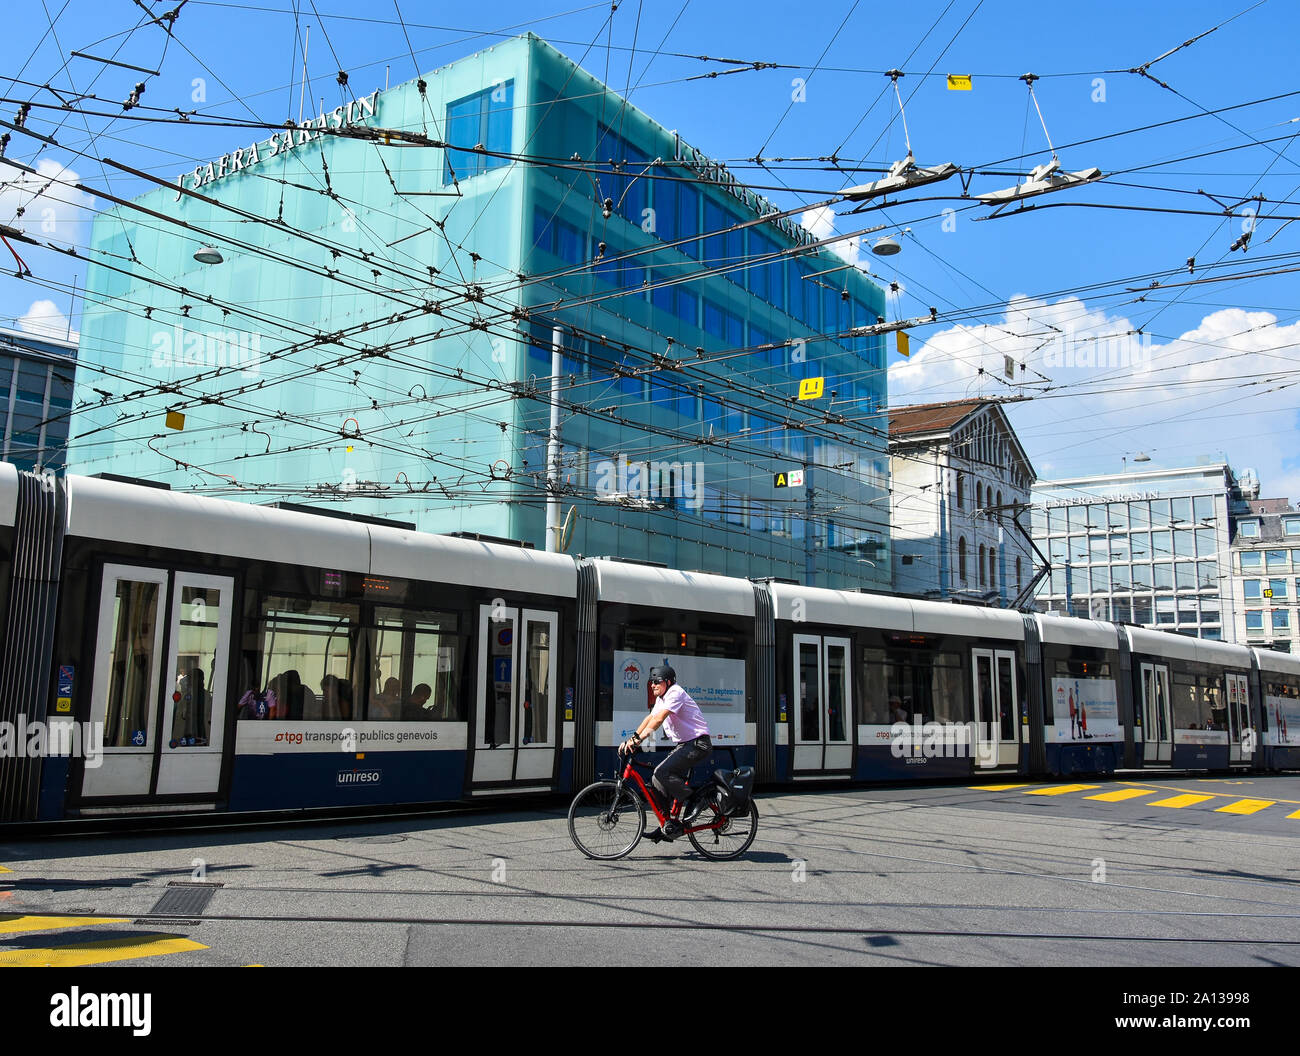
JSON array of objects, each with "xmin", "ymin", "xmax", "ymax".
[{"xmin": 618, "ymin": 665, "xmax": 712, "ymax": 840}]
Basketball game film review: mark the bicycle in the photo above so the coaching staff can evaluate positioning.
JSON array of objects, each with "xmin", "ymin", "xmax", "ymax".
[{"xmin": 567, "ymin": 746, "xmax": 758, "ymax": 861}]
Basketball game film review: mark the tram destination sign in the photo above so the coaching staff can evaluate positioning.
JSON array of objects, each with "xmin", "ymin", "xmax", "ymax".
[{"xmin": 773, "ymin": 469, "xmax": 805, "ymax": 488}]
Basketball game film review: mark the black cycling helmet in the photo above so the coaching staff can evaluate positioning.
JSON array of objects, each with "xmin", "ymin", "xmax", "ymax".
[{"xmin": 649, "ymin": 665, "xmax": 677, "ymax": 683}]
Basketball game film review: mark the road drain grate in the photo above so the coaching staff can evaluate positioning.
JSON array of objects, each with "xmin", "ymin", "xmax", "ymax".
[{"xmin": 136, "ymin": 881, "xmax": 222, "ymax": 925}]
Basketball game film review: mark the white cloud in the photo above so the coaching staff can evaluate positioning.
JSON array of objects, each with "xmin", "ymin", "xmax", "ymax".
[
  {"xmin": 17, "ymin": 299, "xmax": 77, "ymax": 342},
  {"xmin": 0, "ymin": 159, "xmax": 94, "ymax": 245},
  {"xmin": 889, "ymin": 296, "xmax": 1300, "ymax": 496}
]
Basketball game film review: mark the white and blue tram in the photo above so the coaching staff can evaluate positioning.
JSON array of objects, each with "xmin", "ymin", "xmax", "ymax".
[{"xmin": 0, "ymin": 468, "xmax": 1294, "ymax": 825}]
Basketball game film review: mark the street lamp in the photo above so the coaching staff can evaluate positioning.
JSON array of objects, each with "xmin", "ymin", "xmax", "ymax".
[{"xmin": 193, "ymin": 245, "xmax": 223, "ymax": 265}]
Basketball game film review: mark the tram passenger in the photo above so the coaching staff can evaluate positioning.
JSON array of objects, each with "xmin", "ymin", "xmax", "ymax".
[
  {"xmin": 403, "ymin": 683, "xmax": 433, "ymax": 720},
  {"xmin": 618, "ymin": 665, "xmax": 712, "ymax": 841},
  {"xmin": 370, "ymin": 677, "xmax": 402, "ymax": 720}
]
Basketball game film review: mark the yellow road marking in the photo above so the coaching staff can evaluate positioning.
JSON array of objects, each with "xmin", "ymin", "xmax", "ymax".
[
  {"xmin": 1289, "ymin": 809, "xmax": 1300, "ymax": 820},
  {"xmin": 1150, "ymin": 794, "xmax": 1216, "ymax": 808},
  {"xmin": 1085, "ymin": 789, "xmax": 1155, "ymax": 802},
  {"xmin": 0, "ymin": 866, "xmax": 11, "ymax": 873},
  {"xmin": 0, "ymin": 934, "xmax": 206, "ymax": 967},
  {"xmin": 1215, "ymin": 798, "xmax": 1275, "ymax": 815},
  {"xmin": 1024, "ymin": 784, "xmax": 1100, "ymax": 796},
  {"xmin": 1120, "ymin": 781, "xmax": 1300, "ymax": 805},
  {"xmin": 0, "ymin": 915, "xmax": 126, "ymax": 935},
  {"xmin": 970, "ymin": 784, "xmax": 1031, "ymax": 791}
]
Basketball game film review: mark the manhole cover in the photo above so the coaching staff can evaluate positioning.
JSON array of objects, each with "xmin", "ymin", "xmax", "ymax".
[{"xmin": 136, "ymin": 881, "xmax": 222, "ymax": 925}]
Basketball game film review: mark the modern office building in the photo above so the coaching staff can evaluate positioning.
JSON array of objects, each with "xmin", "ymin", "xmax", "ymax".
[
  {"xmin": 0, "ymin": 328, "xmax": 77, "ymax": 473},
  {"xmin": 1228, "ymin": 495, "xmax": 1300, "ymax": 651},
  {"xmin": 888, "ymin": 399, "xmax": 1036, "ymax": 605},
  {"xmin": 1031, "ymin": 463, "xmax": 1237, "ymax": 640},
  {"xmin": 68, "ymin": 34, "xmax": 889, "ymax": 587}
]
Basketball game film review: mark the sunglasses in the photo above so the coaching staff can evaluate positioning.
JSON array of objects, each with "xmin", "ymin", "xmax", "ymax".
[{"xmin": 648, "ymin": 678, "xmax": 666, "ymax": 685}]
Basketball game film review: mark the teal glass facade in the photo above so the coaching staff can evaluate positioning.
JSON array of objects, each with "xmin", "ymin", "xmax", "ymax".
[{"xmin": 70, "ymin": 34, "xmax": 889, "ymax": 588}]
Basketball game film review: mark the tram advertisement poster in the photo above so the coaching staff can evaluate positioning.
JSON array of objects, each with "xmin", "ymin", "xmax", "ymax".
[
  {"xmin": 1264, "ymin": 693, "xmax": 1300, "ymax": 745},
  {"xmin": 1049, "ymin": 677, "xmax": 1120, "ymax": 742},
  {"xmin": 612, "ymin": 651, "xmax": 745, "ymax": 745}
]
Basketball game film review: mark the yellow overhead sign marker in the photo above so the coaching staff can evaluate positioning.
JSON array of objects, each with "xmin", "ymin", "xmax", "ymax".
[
  {"xmin": 947, "ymin": 74, "xmax": 973, "ymax": 91},
  {"xmin": 165, "ymin": 410, "xmax": 186, "ymax": 431},
  {"xmin": 897, "ymin": 331, "xmax": 911, "ymax": 358},
  {"xmin": 797, "ymin": 377, "xmax": 824, "ymax": 400}
]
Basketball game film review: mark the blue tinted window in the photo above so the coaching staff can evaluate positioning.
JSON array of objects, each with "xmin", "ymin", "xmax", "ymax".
[
  {"xmin": 676, "ymin": 385, "xmax": 696, "ymax": 417},
  {"xmin": 485, "ymin": 81, "xmax": 513, "ymax": 158},
  {"xmin": 787, "ymin": 264, "xmax": 803, "ymax": 323},
  {"xmin": 652, "ymin": 281, "xmax": 675, "ymax": 315},
  {"xmin": 558, "ymin": 221, "xmax": 586, "ymax": 265},
  {"xmin": 679, "ymin": 185, "xmax": 699, "ymax": 257},
  {"xmin": 703, "ymin": 201, "xmax": 727, "ymax": 268},
  {"xmin": 533, "ymin": 208, "xmax": 555, "ymax": 252},
  {"xmin": 623, "ymin": 143, "xmax": 647, "ymax": 223},
  {"xmin": 561, "ymin": 335, "xmax": 585, "ymax": 377},
  {"xmin": 724, "ymin": 212, "xmax": 744, "ymax": 285},
  {"xmin": 623, "ymin": 260, "xmax": 644, "ymax": 293},
  {"xmin": 703, "ymin": 300, "xmax": 725, "ymax": 340},
  {"xmin": 1246, "ymin": 611, "xmax": 1264, "ymax": 630},
  {"xmin": 652, "ymin": 167, "xmax": 677, "ymax": 242},
  {"xmin": 650, "ymin": 376, "xmax": 672, "ymax": 411},
  {"xmin": 678, "ymin": 288, "xmax": 698, "ymax": 328},
  {"xmin": 444, "ymin": 95, "xmax": 482, "ymax": 182},
  {"xmin": 750, "ymin": 325, "xmax": 768, "ymax": 361},
  {"xmin": 445, "ymin": 81, "xmax": 513, "ymax": 183},
  {"xmin": 724, "ymin": 309, "xmax": 743, "ymax": 348},
  {"xmin": 750, "ymin": 234, "xmax": 770, "ymax": 299},
  {"xmin": 768, "ymin": 248, "xmax": 785, "ymax": 312}
]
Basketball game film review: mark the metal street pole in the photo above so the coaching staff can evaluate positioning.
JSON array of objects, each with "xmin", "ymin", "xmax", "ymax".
[{"xmin": 546, "ymin": 325, "xmax": 563, "ymax": 552}]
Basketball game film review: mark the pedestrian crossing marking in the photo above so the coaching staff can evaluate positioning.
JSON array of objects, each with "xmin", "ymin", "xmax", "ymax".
[
  {"xmin": 970, "ymin": 784, "xmax": 1031, "ymax": 791},
  {"xmin": 0, "ymin": 934, "xmax": 206, "ymax": 967},
  {"xmin": 1289, "ymin": 809, "xmax": 1300, "ymax": 820},
  {"xmin": 0, "ymin": 914, "xmax": 126, "ymax": 935},
  {"xmin": 1150, "ymin": 794, "xmax": 1216, "ymax": 808},
  {"xmin": 1215, "ymin": 798, "xmax": 1275, "ymax": 815},
  {"xmin": 1024, "ymin": 784, "xmax": 1100, "ymax": 796},
  {"xmin": 1085, "ymin": 789, "xmax": 1154, "ymax": 802}
]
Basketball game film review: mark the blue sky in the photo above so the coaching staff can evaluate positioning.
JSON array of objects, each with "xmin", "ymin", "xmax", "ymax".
[{"xmin": 4, "ymin": 1, "xmax": 1300, "ymax": 496}]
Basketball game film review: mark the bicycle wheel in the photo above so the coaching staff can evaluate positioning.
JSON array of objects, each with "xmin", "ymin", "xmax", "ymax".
[
  {"xmin": 687, "ymin": 799, "xmax": 758, "ymax": 861},
  {"xmin": 568, "ymin": 780, "xmax": 645, "ymax": 860}
]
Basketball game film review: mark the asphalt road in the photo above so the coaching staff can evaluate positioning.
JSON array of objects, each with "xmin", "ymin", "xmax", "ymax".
[{"xmin": 1, "ymin": 772, "xmax": 1297, "ymax": 968}]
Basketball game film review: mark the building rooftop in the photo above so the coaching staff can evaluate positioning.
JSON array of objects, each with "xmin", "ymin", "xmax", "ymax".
[{"xmin": 888, "ymin": 399, "xmax": 987, "ymax": 438}]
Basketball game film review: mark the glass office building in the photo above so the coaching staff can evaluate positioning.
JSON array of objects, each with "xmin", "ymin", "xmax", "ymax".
[
  {"xmin": 70, "ymin": 34, "xmax": 888, "ymax": 587},
  {"xmin": 0, "ymin": 328, "xmax": 76, "ymax": 473},
  {"xmin": 1031, "ymin": 464, "xmax": 1235, "ymax": 640}
]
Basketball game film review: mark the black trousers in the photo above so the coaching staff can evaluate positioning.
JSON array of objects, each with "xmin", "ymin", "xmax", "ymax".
[{"xmin": 653, "ymin": 736, "xmax": 713, "ymax": 804}]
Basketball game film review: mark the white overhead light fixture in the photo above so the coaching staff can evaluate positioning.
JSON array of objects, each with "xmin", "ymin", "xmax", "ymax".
[
  {"xmin": 193, "ymin": 245, "xmax": 223, "ymax": 265},
  {"xmin": 870, "ymin": 236, "xmax": 902, "ymax": 257}
]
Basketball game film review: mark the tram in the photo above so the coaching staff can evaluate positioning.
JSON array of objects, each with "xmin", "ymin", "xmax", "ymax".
[{"xmin": 0, "ymin": 467, "xmax": 1293, "ymax": 825}]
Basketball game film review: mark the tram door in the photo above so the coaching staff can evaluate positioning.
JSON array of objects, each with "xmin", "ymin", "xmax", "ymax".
[
  {"xmin": 1226, "ymin": 672, "xmax": 1253, "ymax": 764},
  {"xmin": 1139, "ymin": 662, "xmax": 1172, "ymax": 764},
  {"xmin": 470, "ymin": 604, "xmax": 559, "ymax": 791},
  {"xmin": 791, "ymin": 635, "xmax": 853, "ymax": 777},
  {"xmin": 971, "ymin": 649, "xmax": 1018, "ymax": 768},
  {"xmin": 81, "ymin": 564, "xmax": 235, "ymax": 802}
]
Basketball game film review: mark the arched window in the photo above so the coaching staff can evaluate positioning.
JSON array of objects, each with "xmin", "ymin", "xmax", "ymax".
[
  {"xmin": 979, "ymin": 544, "xmax": 986, "ymax": 586},
  {"xmin": 996, "ymin": 490, "xmax": 1002, "ymax": 513},
  {"xmin": 1016, "ymin": 556, "xmax": 1022, "ymax": 589},
  {"xmin": 976, "ymin": 481, "xmax": 983, "ymax": 509},
  {"xmin": 959, "ymin": 537, "xmax": 967, "ymax": 581},
  {"xmin": 956, "ymin": 474, "xmax": 964, "ymax": 510},
  {"xmin": 990, "ymin": 548, "xmax": 998, "ymax": 591}
]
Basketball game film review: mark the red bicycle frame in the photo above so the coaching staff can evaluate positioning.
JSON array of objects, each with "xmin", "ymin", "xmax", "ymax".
[{"xmin": 620, "ymin": 757, "xmax": 725, "ymax": 834}]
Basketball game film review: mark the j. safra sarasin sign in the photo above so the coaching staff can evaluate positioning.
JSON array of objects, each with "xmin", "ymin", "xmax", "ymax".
[{"xmin": 174, "ymin": 90, "xmax": 379, "ymax": 200}]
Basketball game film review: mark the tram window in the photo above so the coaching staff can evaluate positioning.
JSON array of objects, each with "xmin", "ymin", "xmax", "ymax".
[
  {"xmin": 245, "ymin": 597, "xmax": 359, "ymax": 720},
  {"xmin": 860, "ymin": 646, "xmax": 966, "ymax": 725},
  {"xmin": 102, "ymin": 579, "xmax": 163, "ymax": 746},
  {"xmin": 366, "ymin": 608, "xmax": 463, "ymax": 721}
]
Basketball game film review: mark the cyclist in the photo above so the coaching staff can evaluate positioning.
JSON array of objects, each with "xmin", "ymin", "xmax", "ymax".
[{"xmin": 619, "ymin": 665, "xmax": 712, "ymax": 840}]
